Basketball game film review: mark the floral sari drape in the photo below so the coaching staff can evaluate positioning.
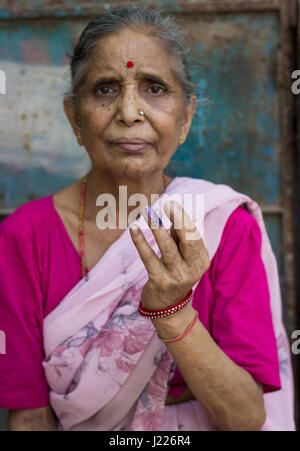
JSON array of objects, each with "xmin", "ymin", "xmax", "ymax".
[{"xmin": 42, "ymin": 177, "xmax": 295, "ymax": 431}]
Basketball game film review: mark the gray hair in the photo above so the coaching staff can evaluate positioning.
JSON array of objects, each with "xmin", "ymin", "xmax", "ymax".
[{"xmin": 64, "ymin": 5, "xmax": 207, "ymax": 116}]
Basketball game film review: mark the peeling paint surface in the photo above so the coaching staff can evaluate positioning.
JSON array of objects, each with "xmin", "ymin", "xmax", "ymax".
[
  {"xmin": 168, "ymin": 12, "xmax": 280, "ymax": 206},
  {"xmin": 0, "ymin": 13, "xmax": 280, "ymax": 205},
  {"xmin": 164, "ymin": 12, "xmax": 283, "ymax": 297},
  {"xmin": 0, "ymin": 60, "xmax": 91, "ymax": 205},
  {"xmin": 0, "ymin": 19, "xmax": 91, "ymax": 206}
]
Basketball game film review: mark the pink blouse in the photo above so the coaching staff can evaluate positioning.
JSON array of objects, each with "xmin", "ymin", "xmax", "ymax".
[{"xmin": 0, "ymin": 193, "xmax": 281, "ymax": 409}]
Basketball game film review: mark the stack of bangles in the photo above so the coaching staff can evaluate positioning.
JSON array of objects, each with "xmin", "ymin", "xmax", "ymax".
[{"xmin": 138, "ymin": 289, "xmax": 198, "ymax": 344}]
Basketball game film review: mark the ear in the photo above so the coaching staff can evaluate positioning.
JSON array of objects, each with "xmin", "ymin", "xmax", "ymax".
[
  {"xmin": 181, "ymin": 95, "xmax": 197, "ymax": 138},
  {"xmin": 63, "ymin": 96, "xmax": 81, "ymax": 137}
]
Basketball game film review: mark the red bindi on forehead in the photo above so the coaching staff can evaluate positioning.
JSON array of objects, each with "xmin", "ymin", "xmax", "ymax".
[{"xmin": 126, "ymin": 61, "xmax": 134, "ymax": 68}]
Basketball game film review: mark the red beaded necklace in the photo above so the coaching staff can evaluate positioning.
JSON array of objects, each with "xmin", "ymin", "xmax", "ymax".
[{"xmin": 79, "ymin": 173, "xmax": 169, "ymax": 281}]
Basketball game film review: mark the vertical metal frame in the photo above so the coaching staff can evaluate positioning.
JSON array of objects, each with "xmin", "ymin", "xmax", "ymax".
[
  {"xmin": 278, "ymin": 0, "xmax": 299, "ymax": 427},
  {"xmin": 278, "ymin": 0, "xmax": 296, "ymax": 335}
]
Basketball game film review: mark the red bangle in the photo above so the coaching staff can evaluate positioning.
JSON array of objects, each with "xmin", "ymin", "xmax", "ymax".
[
  {"xmin": 138, "ymin": 289, "xmax": 193, "ymax": 319},
  {"xmin": 158, "ymin": 310, "xmax": 199, "ymax": 343}
]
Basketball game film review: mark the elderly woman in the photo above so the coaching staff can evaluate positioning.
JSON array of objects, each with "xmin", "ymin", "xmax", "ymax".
[{"xmin": 0, "ymin": 6, "xmax": 295, "ymax": 431}]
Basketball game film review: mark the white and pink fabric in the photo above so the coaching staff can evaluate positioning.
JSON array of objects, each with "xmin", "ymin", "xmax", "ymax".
[{"xmin": 42, "ymin": 177, "xmax": 295, "ymax": 431}]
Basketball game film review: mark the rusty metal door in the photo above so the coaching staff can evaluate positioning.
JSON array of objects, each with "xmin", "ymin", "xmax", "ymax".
[{"xmin": 0, "ymin": 0, "xmax": 298, "ymax": 430}]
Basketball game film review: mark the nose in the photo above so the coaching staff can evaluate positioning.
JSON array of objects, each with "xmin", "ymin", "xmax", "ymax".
[{"xmin": 115, "ymin": 85, "xmax": 144, "ymax": 126}]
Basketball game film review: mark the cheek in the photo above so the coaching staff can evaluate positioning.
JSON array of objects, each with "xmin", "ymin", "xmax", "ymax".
[
  {"xmin": 154, "ymin": 116, "xmax": 181, "ymax": 141},
  {"xmin": 143, "ymin": 93, "xmax": 180, "ymax": 116},
  {"xmin": 146, "ymin": 99, "xmax": 183, "ymax": 134},
  {"xmin": 80, "ymin": 106, "xmax": 111, "ymax": 132}
]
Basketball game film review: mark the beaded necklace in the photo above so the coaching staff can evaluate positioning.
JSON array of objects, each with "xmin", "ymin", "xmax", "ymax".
[{"xmin": 79, "ymin": 173, "xmax": 169, "ymax": 281}]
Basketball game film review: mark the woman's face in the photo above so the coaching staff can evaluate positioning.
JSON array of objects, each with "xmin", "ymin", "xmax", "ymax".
[{"xmin": 65, "ymin": 28, "xmax": 197, "ymax": 179}]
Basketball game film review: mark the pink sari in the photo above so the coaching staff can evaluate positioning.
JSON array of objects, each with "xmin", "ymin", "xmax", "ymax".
[{"xmin": 42, "ymin": 177, "xmax": 295, "ymax": 431}]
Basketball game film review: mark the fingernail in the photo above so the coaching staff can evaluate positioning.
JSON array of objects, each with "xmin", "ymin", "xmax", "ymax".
[
  {"xmin": 130, "ymin": 224, "xmax": 140, "ymax": 235},
  {"xmin": 146, "ymin": 206, "xmax": 163, "ymax": 227}
]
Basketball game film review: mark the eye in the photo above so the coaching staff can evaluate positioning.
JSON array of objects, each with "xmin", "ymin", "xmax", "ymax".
[
  {"xmin": 147, "ymin": 85, "xmax": 165, "ymax": 95},
  {"xmin": 94, "ymin": 85, "xmax": 115, "ymax": 95}
]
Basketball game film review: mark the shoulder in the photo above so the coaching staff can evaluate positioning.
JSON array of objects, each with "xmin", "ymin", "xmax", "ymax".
[
  {"xmin": 0, "ymin": 178, "xmax": 81, "ymax": 250},
  {"xmin": 176, "ymin": 176, "xmax": 259, "ymax": 234},
  {"xmin": 208, "ymin": 204, "xmax": 264, "ymax": 284},
  {"xmin": 0, "ymin": 195, "xmax": 54, "ymax": 240},
  {"xmin": 226, "ymin": 204, "xmax": 258, "ymax": 228},
  {"xmin": 219, "ymin": 204, "xmax": 262, "ymax": 256},
  {"xmin": 225, "ymin": 204, "xmax": 260, "ymax": 234}
]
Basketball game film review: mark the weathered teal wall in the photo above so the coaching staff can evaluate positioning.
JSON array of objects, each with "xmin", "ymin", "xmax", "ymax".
[{"xmin": 0, "ymin": 13, "xmax": 280, "ymax": 207}]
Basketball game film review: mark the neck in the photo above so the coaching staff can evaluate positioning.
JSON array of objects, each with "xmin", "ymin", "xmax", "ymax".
[{"xmin": 83, "ymin": 168, "xmax": 168, "ymax": 226}]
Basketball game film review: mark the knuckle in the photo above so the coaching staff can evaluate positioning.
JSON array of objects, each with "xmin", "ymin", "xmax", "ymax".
[
  {"xmin": 161, "ymin": 239, "xmax": 177, "ymax": 256},
  {"xmin": 143, "ymin": 251, "xmax": 156, "ymax": 265},
  {"xmin": 185, "ymin": 239, "xmax": 195, "ymax": 251}
]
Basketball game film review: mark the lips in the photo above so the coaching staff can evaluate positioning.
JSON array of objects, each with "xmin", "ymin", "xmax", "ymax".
[{"xmin": 112, "ymin": 138, "xmax": 149, "ymax": 152}]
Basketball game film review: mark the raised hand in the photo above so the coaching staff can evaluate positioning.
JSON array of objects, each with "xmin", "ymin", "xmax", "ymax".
[{"xmin": 129, "ymin": 201, "xmax": 210, "ymax": 311}]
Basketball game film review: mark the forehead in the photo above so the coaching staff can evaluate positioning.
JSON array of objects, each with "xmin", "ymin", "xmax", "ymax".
[{"xmin": 87, "ymin": 28, "xmax": 178, "ymax": 83}]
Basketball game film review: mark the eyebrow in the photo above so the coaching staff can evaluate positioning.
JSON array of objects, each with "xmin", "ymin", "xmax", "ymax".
[{"xmin": 90, "ymin": 72, "xmax": 173, "ymax": 90}]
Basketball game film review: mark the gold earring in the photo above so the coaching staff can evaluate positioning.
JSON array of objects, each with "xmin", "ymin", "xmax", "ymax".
[
  {"xmin": 77, "ymin": 130, "xmax": 83, "ymax": 146},
  {"xmin": 179, "ymin": 135, "xmax": 185, "ymax": 145}
]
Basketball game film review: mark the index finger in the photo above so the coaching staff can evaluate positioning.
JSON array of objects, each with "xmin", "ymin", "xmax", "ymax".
[{"xmin": 129, "ymin": 224, "xmax": 165, "ymax": 279}]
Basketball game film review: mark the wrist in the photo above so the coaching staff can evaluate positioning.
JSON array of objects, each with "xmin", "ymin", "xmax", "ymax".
[
  {"xmin": 151, "ymin": 303, "xmax": 197, "ymax": 337},
  {"xmin": 139, "ymin": 289, "xmax": 193, "ymax": 319}
]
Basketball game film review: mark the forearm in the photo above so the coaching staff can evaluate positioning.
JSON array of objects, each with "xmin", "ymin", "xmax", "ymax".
[
  {"xmin": 152, "ymin": 304, "xmax": 266, "ymax": 431},
  {"xmin": 7, "ymin": 405, "xmax": 58, "ymax": 431}
]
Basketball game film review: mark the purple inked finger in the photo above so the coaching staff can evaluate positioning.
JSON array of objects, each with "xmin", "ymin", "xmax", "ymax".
[{"xmin": 146, "ymin": 206, "xmax": 164, "ymax": 227}]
